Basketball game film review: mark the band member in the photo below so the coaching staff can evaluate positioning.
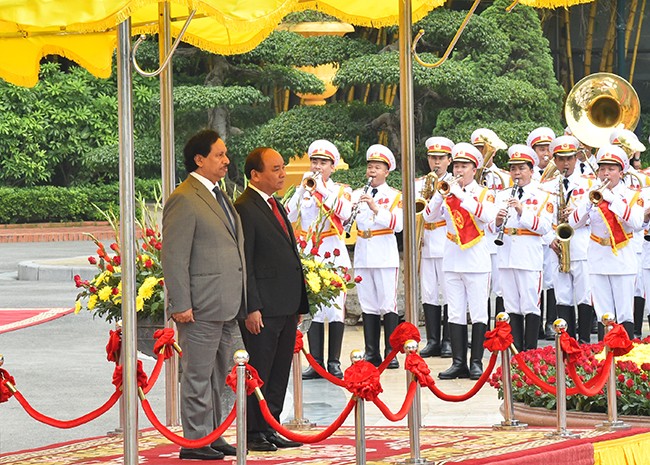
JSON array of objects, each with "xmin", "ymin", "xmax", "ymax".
[
  {"xmin": 352, "ymin": 144, "xmax": 403, "ymax": 368},
  {"xmin": 286, "ymin": 139, "xmax": 353, "ymax": 379},
  {"xmin": 416, "ymin": 137, "xmax": 454, "ymax": 358},
  {"xmin": 564, "ymin": 126, "xmax": 597, "ymax": 176},
  {"xmin": 542, "ymin": 136, "xmax": 595, "ymax": 344},
  {"xmin": 424, "ymin": 143, "xmax": 496, "ymax": 379},
  {"xmin": 471, "ymin": 128, "xmax": 510, "ymax": 323},
  {"xmin": 527, "ymin": 126, "xmax": 558, "ymax": 340},
  {"xmin": 568, "ymin": 145, "xmax": 643, "ymax": 340},
  {"xmin": 491, "ymin": 145, "xmax": 553, "ymax": 351}
]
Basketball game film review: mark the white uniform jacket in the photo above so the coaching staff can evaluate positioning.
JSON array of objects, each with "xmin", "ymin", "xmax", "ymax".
[
  {"xmin": 352, "ymin": 182, "xmax": 403, "ymax": 268},
  {"xmin": 424, "ymin": 180, "xmax": 496, "ymax": 273},
  {"xmin": 569, "ymin": 181, "xmax": 644, "ymax": 275}
]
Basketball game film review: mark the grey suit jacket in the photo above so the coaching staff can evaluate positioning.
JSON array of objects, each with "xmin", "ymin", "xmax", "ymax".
[{"xmin": 161, "ymin": 175, "xmax": 246, "ymax": 321}]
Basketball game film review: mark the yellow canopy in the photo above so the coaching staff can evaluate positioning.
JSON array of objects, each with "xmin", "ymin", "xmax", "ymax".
[{"xmin": 0, "ymin": 0, "xmax": 445, "ymax": 87}]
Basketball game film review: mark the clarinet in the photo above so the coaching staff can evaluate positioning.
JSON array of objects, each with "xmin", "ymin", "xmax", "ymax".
[
  {"xmin": 344, "ymin": 177, "xmax": 373, "ymax": 237},
  {"xmin": 494, "ymin": 179, "xmax": 520, "ymax": 246}
]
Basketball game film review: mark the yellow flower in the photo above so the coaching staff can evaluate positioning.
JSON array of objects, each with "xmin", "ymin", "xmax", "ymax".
[
  {"xmin": 305, "ymin": 271, "xmax": 321, "ymax": 293},
  {"xmin": 136, "ymin": 296, "xmax": 145, "ymax": 311},
  {"xmin": 74, "ymin": 300, "xmax": 82, "ymax": 314},
  {"xmin": 138, "ymin": 276, "xmax": 160, "ymax": 301},
  {"xmin": 88, "ymin": 295, "xmax": 98, "ymax": 310},
  {"xmin": 98, "ymin": 286, "xmax": 112, "ymax": 301},
  {"xmin": 140, "ymin": 254, "xmax": 150, "ymax": 263}
]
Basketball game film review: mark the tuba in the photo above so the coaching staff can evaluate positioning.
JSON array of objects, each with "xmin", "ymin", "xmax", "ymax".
[
  {"xmin": 565, "ymin": 73, "xmax": 640, "ymax": 150},
  {"xmin": 539, "ymin": 159, "xmax": 559, "ymax": 183},
  {"xmin": 556, "ymin": 169, "xmax": 574, "ymax": 273}
]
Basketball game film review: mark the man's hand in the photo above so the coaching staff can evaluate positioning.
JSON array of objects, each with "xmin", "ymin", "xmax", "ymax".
[
  {"xmin": 449, "ymin": 183, "xmax": 465, "ymax": 199},
  {"xmin": 550, "ymin": 237, "xmax": 561, "ymax": 254},
  {"xmin": 172, "ymin": 308, "xmax": 194, "ymax": 324},
  {"xmin": 359, "ymin": 194, "xmax": 379, "ymax": 215},
  {"xmin": 245, "ymin": 310, "xmax": 264, "ymax": 335},
  {"xmin": 601, "ymin": 188, "xmax": 615, "ymax": 203},
  {"xmin": 507, "ymin": 198, "xmax": 523, "ymax": 216}
]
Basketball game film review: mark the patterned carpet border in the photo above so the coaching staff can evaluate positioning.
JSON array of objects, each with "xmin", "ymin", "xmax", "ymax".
[
  {"xmin": 2, "ymin": 425, "xmax": 648, "ymax": 465},
  {"xmin": 0, "ymin": 308, "xmax": 73, "ymax": 334}
]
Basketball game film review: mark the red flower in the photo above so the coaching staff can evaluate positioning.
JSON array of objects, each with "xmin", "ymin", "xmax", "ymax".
[
  {"xmin": 344, "ymin": 274, "xmax": 351, "ymax": 282},
  {"xmin": 641, "ymin": 363, "xmax": 650, "ymax": 371},
  {"xmin": 145, "ymin": 228, "xmax": 155, "ymax": 237},
  {"xmin": 106, "ymin": 264, "xmax": 114, "ymax": 272},
  {"xmin": 110, "ymin": 243, "xmax": 119, "ymax": 252},
  {"xmin": 547, "ymin": 376, "xmax": 556, "ymax": 384},
  {"xmin": 354, "ymin": 276, "xmax": 362, "ymax": 283},
  {"xmin": 618, "ymin": 374, "xmax": 626, "ymax": 382},
  {"xmin": 324, "ymin": 251, "xmax": 331, "ymax": 259},
  {"xmin": 74, "ymin": 275, "xmax": 82, "ymax": 287},
  {"xmin": 145, "ymin": 260, "xmax": 153, "ymax": 269},
  {"xmin": 154, "ymin": 242, "xmax": 162, "ymax": 250},
  {"xmin": 142, "ymin": 242, "xmax": 148, "ymax": 250},
  {"xmin": 333, "ymin": 248, "xmax": 341, "ymax": 256},
  {"xmin": 535, "ymin": 390, "xmax": 542, "ymax": 397},
  {"xmin": 89, "ymin": 286, "xmax": 97, "ymax": 294},
  {"xmin": 159, "ymin": 279, "xmax": 164, "ymax": 287},
  {"xmin": 299, "ymin": 240, "xmax": 307, "ymax": 249},
  {"xmin": 112, "ymin": 287, "xmax": 119, "ymax": 295},
  {"xmin": 625, "ymin": 378, "xmax": 634, "ymax": 388},
  {"xmin": 113, "ymin": 255, "xmax": 121, "ymax": 265},
  {"xmin": 88, "ymin": 256, "xmax": 97, "ymax": 265},
  {"xmin": 310, "ymin": 247, "xmax": 319, "ymax": 256}
]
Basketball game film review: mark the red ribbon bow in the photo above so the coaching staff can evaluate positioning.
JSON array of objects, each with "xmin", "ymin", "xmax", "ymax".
[
  {"xmin": 344, "ymin": 360, "xmax": 383, "ymax": 401},
  {"xmin": 483, "ymin": 321, "xmax": 513, "ymax": 352}
]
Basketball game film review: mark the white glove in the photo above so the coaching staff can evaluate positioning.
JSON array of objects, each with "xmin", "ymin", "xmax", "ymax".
[
  {"xmin": 315, "ymin": 178, "xmax": 331, "ymax": 198},
  {"xmin": 302, "ymin": 171, "xmax": 315, "ymax": 183},
  {"xmin": 449, "ymin": 183, "xmax": 465, "ymax": 199},
  {"xmin": 601, "ymin": 188, "xmax": 615, "ymax": 203}
]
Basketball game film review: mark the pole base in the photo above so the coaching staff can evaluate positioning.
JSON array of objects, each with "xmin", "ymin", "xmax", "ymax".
[
  {"xmin": 396, "ymin": 458, "xmax": 436, "ymax": 465},
  {"xmin": 595, "ymin": 420, "xmax": 631, "ymax": 431},
  {"xmin": 283, "ymin": 418, "xmax": 316, "ymax": 430},
  {"xmin": 106, "ymin": 428, "xmax": 123, "ymax": 437},
  {"xmin": 545, "ymin": 428, "xmax": 581, "ymax": 439},
  {"xmin": 493, "ymin": 420, "xmax": 528, "ymax": 430}
]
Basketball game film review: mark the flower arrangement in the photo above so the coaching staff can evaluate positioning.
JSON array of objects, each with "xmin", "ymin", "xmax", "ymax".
[
  {"xmin": 489, "ymin": 338, "xmax": 650, "ymax": 416},
  {"xmin": 73, "ymin": 197, "xmax": 165, "ymax": 324}
]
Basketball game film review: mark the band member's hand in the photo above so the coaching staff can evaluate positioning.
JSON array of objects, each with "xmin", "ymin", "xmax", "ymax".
[
  {"xmin": 507, "ymin": 198, "xmax": 523, "ymax": 215},
  {"xmin": 359, "ymin": 194, "xmax": 378, "ymax": 215},
  {"xmin": 315, "ymin": 177, "xmax": 330, "ymax": 197},
  {"xmin": 172, "ymin": 308, "xmax": 194, "ymax": 324},
  {"xmin": 245, "ymin": 310, "xmax": 264, "ymax": 335},
  {"xmin": 495, "ymin": 208, "xmax": 508, "ymax": 227},
  {"xmin": 550, "ymin": 238, "xmax": 561, "ymax": 254},
  {"xmin": 601, "ymin": 188, "xmax": 615, "ymax": 203},
  {"xmin": 449, "ymin": 183, "xmax": 465, "ymax": 199}
]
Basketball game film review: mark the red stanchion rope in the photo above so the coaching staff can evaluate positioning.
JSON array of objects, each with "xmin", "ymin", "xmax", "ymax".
[
  {"xmin": 106, "ymin": 329, "xmax": 122, "ymax": 362},
  {"xmin": 258, "ymin": 397, "xmax": 356, "ymax": 443},
  {"xmin": 425, "ymin": 352, "xmax": 499, "ymax": 402},
  {"xmin": 302, "ymin": 351, "xmax": 346, "ymax": 387},
  {"xmin": 294, "ymin": 329, "xmax": 304, "ymax": 354},
  {"xmin": 0, "ymin": 369, "xmax": 16, "ymax": 403},
  {"xmin": 12, "ymin": 389, "xmax": 122, "ymax": 428},
  {"xmin": 372, "ymin": 380, "xmax": 418, "ymax": 421},
  {"xmin": 603, "ymin": 323, "xmax": 634, "ymax": 356},
  {"xmin": 141, "ymin": 398, "xmax": 236, "ymax": 448}
]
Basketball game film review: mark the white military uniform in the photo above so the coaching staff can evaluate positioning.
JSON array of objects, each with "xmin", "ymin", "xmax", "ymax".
[
  {"xmin": 416, "ymin": 171, "xmax": 452, "ymax": 305},
  {"xmin": 353, "ymin": 181, "xmax": 403, "ymax": 316},
  {"xmin": 286, "ymin": 178, "xmax": 352, "ymax": 323},
  {"xmin": 424, "ymin": 177, "xmax": 496, "ymax": 325},
  {"xmin": 568, "ymin": 147, "xmax": 644, "ymax": 324}
]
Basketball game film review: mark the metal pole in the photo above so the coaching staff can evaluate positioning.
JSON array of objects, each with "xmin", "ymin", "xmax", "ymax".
[
  {"xmin": 355, "ymin": 397, "xmax": 366, "ymax": 465},
  {"xmin": 117, "ymin": 17, "xmax": 139, "ymax": 465},
  {"xmin": 493, "ymin": 313, "xmax": 526, "ymax": 430},
  {"xmin": 596, "ymin": 314, "xmax": 630, "ymax": 431},
  {"xmin": 616, "ymin": 0, "xmax": 627, "ymax": 76},
  {"xmin": 399, "ymin": 1, "xmax": 426, "ymax": 463},
  {"xmin": 234, "ymin": 350, "xmax": 249, "ymax": 465},
  {"xmin": 158, "ymin": 1, "xmax": 180, "ymax": 427},
  {"xmin": 108, "ymin": 321, "xmax": 125, "ymax": 436},
  {"xmin": 546, "ymin": 319, "xmax": 579, "ymax": 439},
  {"xmin": 284, "ymin": 352, "xmax": 315, "ymax": 429}
]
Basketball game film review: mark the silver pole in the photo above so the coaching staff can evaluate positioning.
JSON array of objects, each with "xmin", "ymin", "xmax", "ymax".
[
  {"xmin": 108, "ymin": 321, "xmax": 125, "ymax": 436},
  {"xmin": 546, "ymin": 319, "xmax": 579, "ymax": 439},
  {"xmin": 596, "ymin": 313, "xmax": 630, "ymax": 431},
  {"xmin": 399, "ymin": 1, "xmax": 425, "ymax": 463},
  {"xmin": 493, "ymin": 313, "xmax": 526, "ymax": 430},
  {"xmin": 284, "ymin": 352, "xmax": 315, "ymax": 429},
  {"xmin": 117, "ymin": 17, "xmax": 139, "ymax": 465},
  {"xmin": 355, "ymin": 397, "xmax": 365, "ymax": 465},
  {"xmin": 234, "ymin": 350, "xmax": 249, "ymax": 465},
  {"xmin": 158, "ymin": 1, "xmax": 180, "ymax": 427}
]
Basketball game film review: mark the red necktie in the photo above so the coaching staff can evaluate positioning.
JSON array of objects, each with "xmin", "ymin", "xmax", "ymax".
[{"xmin": 268, "ymin": 197, "xmax": 289, "ymax": 236}]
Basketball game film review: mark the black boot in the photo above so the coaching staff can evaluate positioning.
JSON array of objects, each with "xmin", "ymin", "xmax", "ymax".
[
  {"xmin": 509, "ymin": 313, "xmax": 524, "ymax": 353},
  {"xmin": 486, "ymin": 298, "xmax": 492, "ymax": 330},
  {"xmin": 469, "ymin": 323, "xmax": 487, "ymax": 380},
  {"xmin": 544, "ymin": 289, "xmax": 558, "ymax": 340},
  {"xmin": 383, "ymin": 313, "xmax": 400, "ymax": 369},
  {"xmin": 302, "ymin": 322, "xmax": 324, "ymax": 380},
  {"xmin": 362, "ymin": 314, "xmax": 382, "ymax": 366},
  {"xmin": 539, "ymin": 290, "xmax": 546, "ymax": 340},
  {"xmin": 634, "ymin": 297, "xmax": 645, "ymax": 339},
  {"xmin": 495, "ymin": 296, "xmax": 505, "ymax": 314},
  {"xmin": 525, "ymin": 314, "xmax": 541, "ymax": 351},
  {"xmin": 622, "ymin": 321, "xmax": 635, "ymax": 340},
  {"xmin": 598, "ymin": 322, "xmax": 605, "ymax": 341},
  {"xmin": 440, "ymin": 305, "xmax": 452, "ymax": 358},
  {"xmin": 557, "ymin": 304, "xmax": 576, "ymax": 338},
  {"xmin": 591, "ymin": 312, "xmax": 599, "ymax": 334},
  {"xmin": 439, "ymin": 323, "xmax": 470, "ymax": 379},
  {"xmin": 419, "ymin": 304, "xmax": 441, "ymax": 357},
  {"xmin": 577, "ymin": 304, "xmax": 593, "ymax": 344},
  {"xmin": 327, "ymin": 322, "xmax": 345, "ymax": 379}
]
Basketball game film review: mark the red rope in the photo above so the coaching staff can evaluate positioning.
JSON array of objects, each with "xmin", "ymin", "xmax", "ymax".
[
  {"xmin": 12, "ymin": 389, "xmax": 121, "ymax": 428},
  {"xmin": 426, "ymin": 352, "xmax": 498, "ymax": 401},
  {"xmin": 303, "ymin": 352, "xmax": 346, "ymax": 387},
  {"xmin": 258, "ymin": 397, "xmax": 356, "ymax": 443},
  {"xmin": 141, "ymin": 399, "xmax": 236, "ymax": 448},
  {"xmin": 372, "ymin": 380, "xmax": 417, "ymax": 421},
  {"xmin": 377, "ymin": 349, "xmax": 397, "ymax": 373},
  {"xmin": 143, "ymin": 352, "xmax": 165, "ymax": 394}
]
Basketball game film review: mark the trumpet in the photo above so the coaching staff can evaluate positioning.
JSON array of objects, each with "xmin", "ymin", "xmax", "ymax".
[
  {"xmin": 438, "ymin": 175, "xmax": 462, "ymax": 196},
  {"xmin": 589, "ymin": 179, "xmax": 612, "ymax": 205},
  {"xmin": 344, "ymin": 177, "xmax": 373, "ymax": 237},
  {"xmin": 494, "ymin": 179, "xmax": 520, "ymax": 246},
  {"xmin": 302, "ymin": 172, "xmax": 321, "ymax": 193}
]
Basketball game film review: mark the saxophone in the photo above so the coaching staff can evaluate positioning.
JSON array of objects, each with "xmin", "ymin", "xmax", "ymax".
[
  {"xmin": 415, "ymin": 172, "xmax": 438, "ymax": 252},
  {"xmin": 556, "ymin": 169, "xmax": 574, "ymax": 273}
]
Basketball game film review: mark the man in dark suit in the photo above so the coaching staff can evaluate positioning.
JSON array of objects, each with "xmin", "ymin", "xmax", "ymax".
[
  {"xmin": 234, "ymin": 147, "xmax": 309, "ymax": 452},
  {"xmin": 162, "ymin": 130, "xmax": 245, "ymax": 461}
]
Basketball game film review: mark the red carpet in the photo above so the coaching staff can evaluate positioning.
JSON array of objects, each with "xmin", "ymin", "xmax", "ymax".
[
  {"xmin": 0, "ymin": 308, "xmax": 73, "ymax": 334},
  {"xmin": 1, "ymin": 426, "xmax": 648, "ymax": 465}
]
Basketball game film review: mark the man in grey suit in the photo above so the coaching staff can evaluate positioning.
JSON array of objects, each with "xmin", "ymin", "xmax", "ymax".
[{"xmin": 162, "ymin": 130, "xmax": 246, "ymax": 461}]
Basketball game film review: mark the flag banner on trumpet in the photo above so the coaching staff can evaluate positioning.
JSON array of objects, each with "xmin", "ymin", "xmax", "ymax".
[{"xmin": 444, "ymin": 195, "xmax": 483, "ymax": 249}]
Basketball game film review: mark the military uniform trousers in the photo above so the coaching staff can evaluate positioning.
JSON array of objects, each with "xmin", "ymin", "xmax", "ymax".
[
  {"xmin": 542, "ymin": 244, "xmax": 557, "ymax": 290},
  {"xmin": 445, "ymin": 271, "xmax": 490, "ymax": 325},
  {"xmin": 590, "ymin": 274, "xmax": 635, "ymax": 324},
  {"xmin": 489, "ymin": 252, "xmax": 502, "ymax": 297},
  {"xmin": 420, "ymin": 256, "xmax": 445, "ymax": 305},
  {"xmin": 552, "ymin": 259, "xmax": 591, "ymax": 306},
  {"xmin": 500, "ymin": 268, "xmax": 542, "ymax": 316},
  {"xmin": 356, "ymin": 268, "xmax": 399, "ymax": 316}
]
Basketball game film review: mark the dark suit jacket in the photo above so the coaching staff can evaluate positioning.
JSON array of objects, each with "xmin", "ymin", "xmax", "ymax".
[
  {"xmin": 234, "ymin": 187, "xmax": 308, "ymax": 317},
  {"xmin": 162, "ymin": 175, "xmax": 246, "ymax": 321}
]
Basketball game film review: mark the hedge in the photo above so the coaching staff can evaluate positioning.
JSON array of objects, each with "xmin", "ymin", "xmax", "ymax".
[{"xmin": 0, "ymin": 179, "xmax": 161, "ymax": 224}]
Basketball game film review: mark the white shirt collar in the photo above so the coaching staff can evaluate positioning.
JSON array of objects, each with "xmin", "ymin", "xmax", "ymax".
[
  {"xmin": 248, "ymin": 183, "xmax": 273, "ymax": 208},
  {"xmin": 190, "ymin": 172, "xmax": 218, "ymax": 196}
]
